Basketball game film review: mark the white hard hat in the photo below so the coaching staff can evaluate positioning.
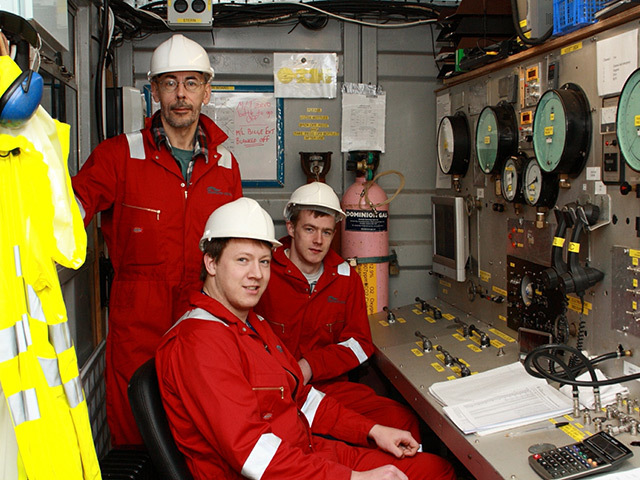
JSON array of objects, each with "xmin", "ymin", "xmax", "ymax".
[
  {"xmin": 284, "ymin": 182, "xmax": 346, "ymax": 222},
  {"xmin": 148, "ymin": 34, "xmax": 215, "ymax": 80},
  {"xmin": 199, "ymin": 198, "xmax": 282, "ymax": 251}
]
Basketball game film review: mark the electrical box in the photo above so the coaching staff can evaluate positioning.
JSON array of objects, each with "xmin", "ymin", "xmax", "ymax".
[
  {"xmin": 516, "ymin": 0, "xmax": 554, "ymax": 38},
  {"xmin": 0, "ymin": 0, "xmax": 69, "ymax": 51},
  {"xmin": 167, "ymin": 0, "xmax": 213, "ymax": 28}
]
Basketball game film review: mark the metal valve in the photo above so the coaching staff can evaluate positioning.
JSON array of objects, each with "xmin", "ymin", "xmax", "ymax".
[
  {"xmin": 414, "ymin": 330, "xmax": 432, "ymax": 352},
  {"xmin": 383, "ymin": 306, "xmax": 396, "ymax": 324}
]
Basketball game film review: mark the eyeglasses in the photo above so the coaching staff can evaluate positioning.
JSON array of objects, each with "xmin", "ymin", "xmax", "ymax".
[{"xmin": 157, "ymin": 78, "xmax": 206, "ymax": 93}]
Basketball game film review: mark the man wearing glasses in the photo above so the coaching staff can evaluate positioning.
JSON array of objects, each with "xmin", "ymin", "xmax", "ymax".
[{"xmin": 72, "ymin": 34, "xmax": 242, "ymax": 447}]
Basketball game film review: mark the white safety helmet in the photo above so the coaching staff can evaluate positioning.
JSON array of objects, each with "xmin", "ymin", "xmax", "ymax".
[
  {"xmin": 148, "ymin": 34, "xmax": 215, "ymax": 81},
  {"xmin": 199, "ymin": 197, "xmax": 282, "ymax": 251},
  {"xmin": 284, "ymin": 182, "xmax": 346, "ymax": 222}
]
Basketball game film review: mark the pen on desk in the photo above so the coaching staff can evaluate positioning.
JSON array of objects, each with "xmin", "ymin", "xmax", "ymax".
[{"xmin": 505, "ymin": 422, "xmax": 570, "ymax": 437}]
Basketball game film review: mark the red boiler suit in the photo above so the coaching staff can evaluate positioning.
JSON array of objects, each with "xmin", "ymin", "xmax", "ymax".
[
  {"xmin": 72, "ymin": 114, "xmax": 242, "ymax": 445},
  {"xmin": 156, "ymin": 292, "xmax": 455, "ymax": 480},
  {"xmin": 255, "ymin": 236, "xmax": 421, "ymax": 442}
]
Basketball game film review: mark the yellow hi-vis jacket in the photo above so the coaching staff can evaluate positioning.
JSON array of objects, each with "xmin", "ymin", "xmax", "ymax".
[{"xmin": 0, "ymin": 55, "xmax": 101, "ymax": 480}]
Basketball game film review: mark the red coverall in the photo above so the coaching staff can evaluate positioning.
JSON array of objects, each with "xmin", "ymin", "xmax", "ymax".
[
  {"xmin": 255, "ymin": 236, "xmax": 421, "ymax": 441},
  {"xmin": 72, "ymin": 114, "xmax": 242, "ymax": 445},
  {"xmin": 156, "ymin": 292, "xmax": 455, "ymax": 480}
]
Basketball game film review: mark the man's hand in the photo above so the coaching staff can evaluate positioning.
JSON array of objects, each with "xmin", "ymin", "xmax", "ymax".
[
  {"xmin": 298, "ymin": 358, "xmax": 313, "ymax": 385},
  {"xmin": 367, "ymin": 424, "xmax": 420, "ymax": 459},
  {"xmin": 351, "ymin": 465, "xmax": 408, "ymax": 480}
]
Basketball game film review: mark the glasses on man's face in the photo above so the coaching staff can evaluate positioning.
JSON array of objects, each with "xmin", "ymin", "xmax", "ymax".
[{"xmin": 157, "ymin": 78, "xmax": 206, "ymax": 93}]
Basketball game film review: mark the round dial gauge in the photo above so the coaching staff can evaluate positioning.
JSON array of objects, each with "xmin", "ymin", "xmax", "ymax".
[
  {"xmin": 532, "ymin": 83, "xmax": 591, "ymax": 175},
  {"xmin": 616, "ymin": 68, "xmax": 640, "ymax": 172},
  {"xmin": 475, "ymin": 103, "xmax": 518, "ymax": 174},
  {"xmin": 437, "ymin": 112, "xmax": 471, "ymax": 176},
  {"xmin": 523, "ymin": 157, "xmax": 559, "ymax": 208},
  {"xmin": 520, "ymin": 274, "xmax": 534, "ymax": 307},
  {"xmin": 500, "ymin": 155, "xmax": 526, "ymax": 203}
]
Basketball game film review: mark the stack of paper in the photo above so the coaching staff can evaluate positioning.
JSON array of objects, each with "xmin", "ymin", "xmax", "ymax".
[{"xmin": 429, "ymin": 362, "xmax": 574, "ymax": 436}]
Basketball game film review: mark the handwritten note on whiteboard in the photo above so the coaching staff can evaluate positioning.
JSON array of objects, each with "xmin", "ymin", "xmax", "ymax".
[{"xmin": 204, "ymin": 86, "xmax": 284, "ymax": 187}]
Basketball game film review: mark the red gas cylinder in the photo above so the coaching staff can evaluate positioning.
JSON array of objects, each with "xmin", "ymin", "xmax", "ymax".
[{"xmin": 341, "ymin": 176, "xmax": 389, "ymax": 315}]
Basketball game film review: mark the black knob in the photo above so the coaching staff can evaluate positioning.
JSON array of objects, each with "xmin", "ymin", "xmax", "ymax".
[{"xmin": 621, "ymin": 182, "xmax": 633, "ymax": 196}]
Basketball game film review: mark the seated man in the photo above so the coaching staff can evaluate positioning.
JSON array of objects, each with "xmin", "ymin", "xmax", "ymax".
[
  {"xmin": 156, "ymin": 197, "xmax": 455, "ymax": 480},
  {"xmin": 255, "ymin": 182, "xmax": 421, "ymax": 441}
]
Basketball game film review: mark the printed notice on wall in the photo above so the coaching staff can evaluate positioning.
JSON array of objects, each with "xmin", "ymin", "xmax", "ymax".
[
  {"xmin": 274, "ymin": 53, "xmax": 338, "ymax": 98},
  {"xmin": 597, "ymin": 29, "xmax": 638, "ymax": 96},
  {"xmin": 341, "ymin": 83, "xmax": 386, "ymax": 152}
]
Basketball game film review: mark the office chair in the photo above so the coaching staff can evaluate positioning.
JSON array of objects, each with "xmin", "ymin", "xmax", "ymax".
[{"xmin": 128, "ymin": 358, "xmax": 193, "ymax": 480}]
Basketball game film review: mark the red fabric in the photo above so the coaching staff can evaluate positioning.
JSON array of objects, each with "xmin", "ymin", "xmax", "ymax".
[
  {"xmin": 155, "ymin": 292, "xmax": 455, "ymax": 480},
  {"xmin": 255, "ymin": 237, "xmax": 421, "ymax": 441},
  {"xmin": 72, "ymin": 116, "xmax": 242, "ymax": 446}
]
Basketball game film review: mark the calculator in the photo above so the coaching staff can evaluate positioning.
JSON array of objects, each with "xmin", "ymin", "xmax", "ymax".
[{"xmin": 528, "ymin": 431, "xmax": 633, "ymax": 480}]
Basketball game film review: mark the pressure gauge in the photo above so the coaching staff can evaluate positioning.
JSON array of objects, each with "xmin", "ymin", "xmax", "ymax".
[
  {"xmin": 616, "ymin": 68, "xmax": 640, "ymax": 172},
  {"xmin": 437, "ymin": 112, "xmax": 471, "ymax": 176},
  {"xmin": 523, "ymin": 156, "xmax": 559, "ymax": 208},
  {"xmin": 500, "ymin": 155, "xmax": 526, "ymax": 203},
  {"xmin": 475, "ymin": 103, "xmax": 518, "ymax": 174},
  {"xmin": 532, "ymin": 83, "xmax": 591, "ymax": 175}
]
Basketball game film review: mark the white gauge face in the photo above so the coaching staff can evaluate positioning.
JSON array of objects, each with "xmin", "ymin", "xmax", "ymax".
[
  {"xmin": 524, "ymin": 160, "xmax": 542, "ymax": 206},
  {"xmin": 437, "ymin": 117, "xmax": 455, "ymax": 173},
  {"xmin": 501, "ymin": 157, "xmax": 518, "ymax": 202}
]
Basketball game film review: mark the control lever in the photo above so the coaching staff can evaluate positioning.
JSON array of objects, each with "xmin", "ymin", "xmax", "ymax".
[
  {"xmin": 415, "ymin": 297, "xmax": 442, "ymax": 319},
  {"xmin": 468, "ymin": 324, "xmax": 491, "ymax": 348},
  {"xmin": 454, "ymin": 317, "xmax": 471, "ymax": 338},
  {"xmin": 541, "ymin": 207, "xmax": 569, "ymax": 290},
  {"xmin": 383, "ymin": 306, "xmax": 396, "ymax": 324},
  {"xmin": 452, "ymin": 358, "xmax": 471, "ymax": 377},
  {"xmin": 436, "ymin": 345, "xmax": 454, "ymax": 366},
  {"xmin": 559, "ymin": 204, "xmax": 604, "ymax": 295},
  {"xmin": 414, "ymin": 330, "xmax": 433, "ymax": 352}
]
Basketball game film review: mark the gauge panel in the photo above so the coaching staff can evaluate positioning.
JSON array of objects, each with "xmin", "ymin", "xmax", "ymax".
[
  {"xmin": 437, "ymin": 112, "xmax": 471, "ymax": 176},
  {"xmin": 532, "ymin": 83, "xmax": 591, "ymax": 175},
  {"xmin": 616, "ymin": 67, "xmax": 640, "ymax": 172},
  {"xmin": 475, "ymin": 103, "xmax": 518, "ymax": 174}
]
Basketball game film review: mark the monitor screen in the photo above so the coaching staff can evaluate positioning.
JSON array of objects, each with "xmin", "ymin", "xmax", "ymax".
[{"xmin": 431, "ymin": 196, "xmax": 469, "ymax": 282}]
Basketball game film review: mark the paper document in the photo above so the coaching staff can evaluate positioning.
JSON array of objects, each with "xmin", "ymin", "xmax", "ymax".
[{"xmin": 430, "ymin": 362, "xmax": 574, "ymax": 435}]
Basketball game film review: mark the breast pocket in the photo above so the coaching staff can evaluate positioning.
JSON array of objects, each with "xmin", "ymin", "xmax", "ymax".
[
  {"xmin": 119, "ymin": 203, "xmax": 162, "ymax": 266},
  {"xmin": 252, "ymin": 380, "xmax": 286, "ymax": 422},
  {"xmin": 322, "ymin": 316, "xmax": 345, "ymax": 344}
]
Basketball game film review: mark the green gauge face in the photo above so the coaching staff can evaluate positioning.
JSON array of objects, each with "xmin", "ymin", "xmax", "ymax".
[
  {"xmin": 532, "ymin": 91, "xmax": 566, "ymax": 172},
  {"xmin": 617, "ymin": 68, "xmax": 640, "ymax": 172},
  {"xmin": 532, "ymin": 84, "xmax": 591, "ymax": 175},
  {"xmin": 501, "ymin": 156, "xmax": 524, "ymax": 203},
  {"xmin": 523, "ymin": 157, "xmax": 559, "ymax": 208},
  {"xmin": 437, "ymin": 114, "xmax": 470, "ymax": 176},
  {"xmin": 476, "ymin": 107, "xmax": 500, "ymax": 173}
]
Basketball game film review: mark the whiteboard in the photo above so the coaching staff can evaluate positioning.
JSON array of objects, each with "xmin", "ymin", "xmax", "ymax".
[{"xmin": 143, "ymin": 85, "xmax": 284, "ymax": 187}]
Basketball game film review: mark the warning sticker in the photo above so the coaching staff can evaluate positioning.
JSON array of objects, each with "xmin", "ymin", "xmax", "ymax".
[{"xmin": 344, "ymin": 209, "xmax": 388, "ymax": 232}]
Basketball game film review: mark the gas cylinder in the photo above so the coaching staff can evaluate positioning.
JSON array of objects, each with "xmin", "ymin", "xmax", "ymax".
[{"xmin": 341, "ymin": 175, "xmax": 389, "ymax": 315}]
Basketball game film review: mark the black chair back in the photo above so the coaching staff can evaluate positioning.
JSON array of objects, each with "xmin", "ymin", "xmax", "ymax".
[{"xmin": 128, "ymin": 358, "xmax": 193, "ymax": 480}]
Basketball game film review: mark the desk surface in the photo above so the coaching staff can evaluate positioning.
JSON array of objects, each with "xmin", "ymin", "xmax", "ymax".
[{"xmin": 369, "ymin": 300, "xmax": 640, "ymax": 480}]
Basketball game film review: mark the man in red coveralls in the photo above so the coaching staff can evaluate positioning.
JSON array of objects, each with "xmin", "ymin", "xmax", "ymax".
[
  {"xmin": 72, "ymin": 34, "xmax": 242, "ymax": 446},
  {"xmin": 255, "ymin": 182, "xmax": 421, "ymax": 442},
  {"xmin": 156, "ymin": 197, "xmax": 455, "ymax": 479}
]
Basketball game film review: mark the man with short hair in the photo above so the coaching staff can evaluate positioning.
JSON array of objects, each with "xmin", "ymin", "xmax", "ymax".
[
  {"xmin": 255, "ymin": 182, "xmax": 422, "ymax": 442},
  {"xmin": 156, "ymin": 197, "xmax": 455, "ymax": 480},
  {"xmin": 72, "ymin": 34, "xmax": 242, "ymax": 445}
]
